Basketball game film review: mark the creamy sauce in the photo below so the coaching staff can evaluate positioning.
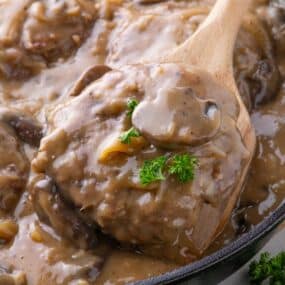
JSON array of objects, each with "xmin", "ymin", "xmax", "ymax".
[{"xmin": 0, "ymin": 0, "xmax": 284, "ymax": 284}]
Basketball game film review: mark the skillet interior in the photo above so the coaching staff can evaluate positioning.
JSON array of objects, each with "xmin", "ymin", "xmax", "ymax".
[
  {"xmin": 0, "ymin": 0, "xmax": 284, "ymax": 284},
  {"xmin": 139, "ymin": 202, "xmax": 285, "ymax": 285}
]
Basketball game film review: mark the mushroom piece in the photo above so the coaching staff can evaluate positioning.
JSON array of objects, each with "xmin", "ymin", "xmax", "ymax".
[
  {"xmin": 0, "ymin": 107, "xmax": 42, "ymax": 213},
  {"xmin": 132, "ymin": 86, "xmax": 221, "ymax": 148},
  {"xmin": 0, "ymin": 107, "xmax": 42, "ymax": 147},
  {"xmin": 234, "ymin": 15, "xmax": 281, "ymax": 109},
  {"xmin": 262, "ymin": 1, "xmax": 285, "ymax": 54},
  {"xmin": 68, "ymin": 65, "xmax": 112, "ymax": 97}
]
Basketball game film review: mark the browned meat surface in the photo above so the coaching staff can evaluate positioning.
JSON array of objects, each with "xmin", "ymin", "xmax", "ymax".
[
  {"xmin": 30, "ymin": 175, "xmax": 98, "ymax": 249},
  {"xmin": 30, "ymin": 63, "xmax": 248, "ymax": 263},
  {"xmin": 0, "ymin": 0, "xmax": 97, "ymax": 80}
]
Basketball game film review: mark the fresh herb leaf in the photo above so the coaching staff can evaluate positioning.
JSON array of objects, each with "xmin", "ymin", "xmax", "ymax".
[
  {"xmin": 119, "ymin": 127, "xmax": 140, "ymax": 144},
  {"xmin": 139, "ymin": 156, "xmax": 167, "ymax": 185},
  {"xmin": 139, "ymin": 153, "xmax": 198, "ymax": 186},
  {"xmin": 249, "ymin": 251, "xmax": 285, "ymax": 284},
  {"xmin": 168, "ymin": 154, "xmax": 198, "ymax": 183},
  {"xmin": 127, "ymin": 99, "xmax": 138, "ymax": 117}
]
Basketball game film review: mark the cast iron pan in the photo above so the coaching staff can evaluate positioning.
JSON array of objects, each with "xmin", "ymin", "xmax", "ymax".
[{"xmin": 137, "ymin": 202, "xmax": 285, "ymax": 285}]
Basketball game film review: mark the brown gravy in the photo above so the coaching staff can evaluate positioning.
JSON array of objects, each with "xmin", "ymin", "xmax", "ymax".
[{"xmin": 0, "ymin": 0, "xmax": 284, "ymax": 284}]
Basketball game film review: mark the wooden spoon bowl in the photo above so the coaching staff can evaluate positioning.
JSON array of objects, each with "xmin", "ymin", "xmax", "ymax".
[{"xmin": 166, "ymin": 0, "xmax": 256, "ymax": 232}]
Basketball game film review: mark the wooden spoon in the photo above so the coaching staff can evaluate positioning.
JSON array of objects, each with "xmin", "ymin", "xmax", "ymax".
[
  {"xmin": 162, "ymin": 0, "xmax": 256, "ymax": 233},
  {"xmin": 132, "ymin": 0, "xmax": 256, "ymax": 237}
]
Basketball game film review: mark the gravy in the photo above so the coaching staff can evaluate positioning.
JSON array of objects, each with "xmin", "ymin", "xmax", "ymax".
[{"xmin": 0, "ymin": 0, "xmax": 284, "ymax": 284}]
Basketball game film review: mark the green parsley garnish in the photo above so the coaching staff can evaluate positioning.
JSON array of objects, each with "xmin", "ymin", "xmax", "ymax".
[
  {"xmin": 119, "ymin": 127, "xmax": 140, "ymax": 144},
  {"xmin": 249, "ymin": 252, "xmax": 285, "ymax": 284},
  {"xmin": 127, "ymin": 99, "xmax": 138, "ymax": 117},
  {"xmin": 139, "ymin": 154, "xmax": 198, "ymax": 185},
  {"xmin": 139, "ymin": 156, "xmax": 167, "ymax": 186},
  {"xmin": 168, "ymin": 154, "xmax": 198, "ymax": 183}
]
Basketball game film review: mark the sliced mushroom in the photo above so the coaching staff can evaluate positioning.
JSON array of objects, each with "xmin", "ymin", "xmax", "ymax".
[
  {"xmin": 132, "ymin": 86, "xmax": 221, "ymax": 148},
  {"xmin": 68, "ymin": 65, "xmax": 112, "ymax": 97},
  {"xmin": 0, "ymin": 107, "xmax": 43, "ymax": 213},
  {"xmin": 0, "ymin": 107, "xmax": 42, "ymax": 147},
  {"xmin": 0, "ymin": 124, "xmax": 28, "ymax": 213},
  {"xmin": 235, "ymin": 15, "xmax": 281, "ymax": 108}
]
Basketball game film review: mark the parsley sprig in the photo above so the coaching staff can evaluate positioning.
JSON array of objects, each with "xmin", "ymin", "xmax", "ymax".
[
  {"xmin": 139, "ymin": 154, "xmax": 198, "ymax": 186},
  {"xmin": 119, "ymin": 127, "xmax": 140, "ymax": 144},
  {"xmin": 118, "ymin": 99, "xmax": 140, "ymax": 144},
  {"xmin": 127, "ymin": 99, "xmax": 138, "ymax": 117},
  {"xmin": 169, "ymin": 154, "xmax": 198, "ymax": 183},
  {"xmin": 139, "ymin": 156, "xmax": 167, "ymax": 186},
  {"xmin": 249, "ymin": 252, "xmax": 285, "ymax": 284},
  {"xmin": 124, "ymin": 99, "xmax": 199, "ymax": 186}
]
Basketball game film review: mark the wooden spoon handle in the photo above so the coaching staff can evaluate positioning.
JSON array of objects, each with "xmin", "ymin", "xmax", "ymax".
[{"xmin": 163, "ymin": 0, "xmax": 251, "ymax": 77}]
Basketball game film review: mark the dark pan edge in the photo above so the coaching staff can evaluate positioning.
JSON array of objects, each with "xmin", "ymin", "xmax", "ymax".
[{"xmin": 137, "ymin": 202, "xmax": 285, "ymax": 285}]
